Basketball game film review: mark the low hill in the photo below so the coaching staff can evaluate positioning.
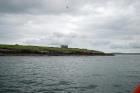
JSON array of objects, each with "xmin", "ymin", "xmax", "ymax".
[{"xmin": 0, "ymin": 44, "xmax": 114, "ymax": 56}]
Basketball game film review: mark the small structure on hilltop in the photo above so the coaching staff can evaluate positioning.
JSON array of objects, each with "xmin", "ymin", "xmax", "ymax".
[{"xmin": 61, "ymin": 45, "xmax": 68, "ymax": 48}]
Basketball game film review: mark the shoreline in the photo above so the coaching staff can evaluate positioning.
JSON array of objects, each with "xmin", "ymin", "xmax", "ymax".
[
  {"xmin": 0, "ymin": 44, "xmax": 114, "ymax": 56},
  {"xmin": 0, "ymin": 53, "xmax": 114, "ymax": 56}
]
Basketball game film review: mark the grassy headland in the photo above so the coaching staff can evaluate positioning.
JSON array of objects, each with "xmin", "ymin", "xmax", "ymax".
[{"xmin": 0, "ymin": 44, "xmax": 114, "ymax": 56}]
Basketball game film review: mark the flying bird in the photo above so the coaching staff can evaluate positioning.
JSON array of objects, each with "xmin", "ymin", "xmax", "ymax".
[{"xmin": 65, "ymin": 0, "xmax": 69, "ymax": 9}]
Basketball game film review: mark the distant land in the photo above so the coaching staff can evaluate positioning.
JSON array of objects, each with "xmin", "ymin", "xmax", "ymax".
[
  {"xmin": 0, "ymin": 44, "xmax": 114, "ymax": 56},
  {"xmin": 113, "ymin": 53, "xmax": 140, "ymax": 55}
]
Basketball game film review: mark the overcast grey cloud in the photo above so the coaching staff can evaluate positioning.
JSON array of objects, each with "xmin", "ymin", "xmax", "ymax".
[{"xmin": 0, "ymin": 0, "xmax": 140, "ymax": 53}]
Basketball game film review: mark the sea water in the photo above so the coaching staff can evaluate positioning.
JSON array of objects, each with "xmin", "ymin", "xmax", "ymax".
[{"xmin": 0, "ymin": 55, "xmax": 140, "ymax": 93}]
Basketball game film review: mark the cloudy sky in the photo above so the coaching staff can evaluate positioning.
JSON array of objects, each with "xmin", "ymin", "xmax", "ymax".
[{"xmin": 0, "ymin": 0, "xmax": 140, "ymax": 53}]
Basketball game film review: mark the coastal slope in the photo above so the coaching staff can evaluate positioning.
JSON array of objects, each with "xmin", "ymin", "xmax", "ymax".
[{"xmin": 0, "ymin": 44, "xmax": 113, "ymax": 56}]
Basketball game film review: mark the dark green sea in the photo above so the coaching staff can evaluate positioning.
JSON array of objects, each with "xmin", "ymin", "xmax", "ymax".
[{"xmin": 0, "ymin": 55, "xmax": 140, "ymax": 93}]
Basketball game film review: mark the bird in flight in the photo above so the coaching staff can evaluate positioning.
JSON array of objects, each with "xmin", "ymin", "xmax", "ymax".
[{"xmin": 65, "ymin": 0, "xmax": 69, "ymax": 9}]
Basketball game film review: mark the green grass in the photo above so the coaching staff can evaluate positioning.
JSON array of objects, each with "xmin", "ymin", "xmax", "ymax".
[{"xmin": 0, "ymin": 44, "xmax": 104, "ymax": 55}]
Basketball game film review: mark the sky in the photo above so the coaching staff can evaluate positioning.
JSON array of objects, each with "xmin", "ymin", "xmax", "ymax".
[{"xmin": 0, "ymin": 0, "xmax": 140, "ymax": 53}]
